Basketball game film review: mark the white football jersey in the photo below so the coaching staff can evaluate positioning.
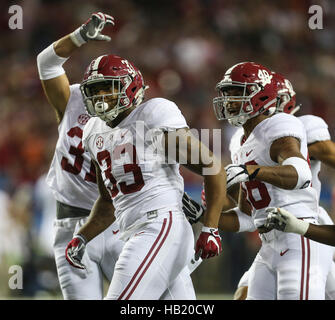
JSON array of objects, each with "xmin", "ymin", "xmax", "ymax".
[
  {"xmin": 229, "ymin": 113, "xmax": 319, "ymax": 223},
  {"xmin": 82, "ymin": 97, "xmax": 188, "ymax": 232},
  {"xmin": 229, "ymin": 114, "xmax": 331, "ymax": 204},
  {"xmin": 298, "ymin": 115, "xmax": 331, "ymax": 200},
  {"xmin": 46, "ymin": 84, "xmax": 99, "ymax": 210},
  {"xmin": 229, "ymin": 127, "xmax": 244, "ymax": 163}
]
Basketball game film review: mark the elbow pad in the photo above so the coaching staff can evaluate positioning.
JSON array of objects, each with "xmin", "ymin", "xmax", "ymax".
[
  {"xmin": 282, "ymin": 157, "xmax": 312, "ymax": 189},
  {"xmin": 233, "ymin": 207, "xmax": 256, "ymax": 233},
  {"xmin": 37, "ymin": 43, "xmax": 69, "ymax": 80}
]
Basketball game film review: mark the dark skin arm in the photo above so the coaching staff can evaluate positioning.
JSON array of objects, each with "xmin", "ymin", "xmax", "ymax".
[
  {"xmin": 164, "ymin": 128, "xmax": 229, "ymax": 228},
  {"xmin": 304, "ymin": 224, "xmax": 335, "ymax": 246},
  {"xmin": 227, "ymin": 183, "xmax": 240, "ymax": 206},
  {"xmin": 245, "ymin": 136, "xmax": 308, "ymax": 189},
  {"xmin": 308, "ymin": 140, "xmax": 335, "ymax": 168},
  {"xmin": 76, "ymin": 161, "xmax": 116, "ymax": 242}
]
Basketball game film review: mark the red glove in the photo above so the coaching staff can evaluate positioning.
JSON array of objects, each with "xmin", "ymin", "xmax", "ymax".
[
  {"xmin": 65, "ymin": 235, "xmax": 87, "ymax": 269},
  {"xmin": 196, "ymin": 226, "xmax": 222, "ymax": 259}
]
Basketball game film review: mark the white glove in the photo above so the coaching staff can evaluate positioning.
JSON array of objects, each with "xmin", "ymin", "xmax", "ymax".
[
  {"xmin": 225, "ymin": 164, "xmax": 260, "ymax": 189},
  {"xmin": 265, "ymin": 207, "xmax": 310, "ymax": 235},
  {"xmin": 71, "ymin": 12, "xmax": 115, "ymax": 47}
]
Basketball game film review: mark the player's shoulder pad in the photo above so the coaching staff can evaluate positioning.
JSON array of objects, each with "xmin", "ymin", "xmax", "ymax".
[
  {"xmin": 68, "ymin": 83, "xmax": 82, "ymax": 102},
  {"xmin": 139, "ymin": 97, "xmax": 180, "ymax": 114},
  {"xmin": 139, "ymin": 97, "xmax": 188, "ymax": 130},
  {"xmin": 263, "ymin": 113, "xmax": 305, "ymax": 144},
  {"xmin": 298, "ymin": 114, "xmax": 330, "ymax": 144},
  {"xmin": 298, "ymin": 114, "xmax": 328, "ymax": 131},
  {"xmin": 64, "ymin": 84, "xmax": 82, "ymax": 113},
  {"xmin": 70, "ymin": 83, "xmax": 80, "ymax": 94}
]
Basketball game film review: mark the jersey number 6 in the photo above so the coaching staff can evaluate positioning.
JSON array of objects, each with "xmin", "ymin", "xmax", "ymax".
[{"xmin": 244, "ymin": 160, "xmax": 271, "ymax": 210}]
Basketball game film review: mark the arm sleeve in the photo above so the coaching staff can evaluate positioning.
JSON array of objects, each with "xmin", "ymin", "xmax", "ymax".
[{"xmin": 37, "ymin": 43, "xmax": 68, "ymax": 80}]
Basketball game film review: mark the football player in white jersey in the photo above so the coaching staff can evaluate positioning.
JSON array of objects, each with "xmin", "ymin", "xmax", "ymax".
[
  {"xmin": 211, "ymin": 62, "xmax": 333, "ymax": 300},
  {"xmin": 182, "ymin": 68, "xmax": 335, "ymax": 299},
  {"xmin": 265, "ymin": 76, "xmax": 335, "ymax": 247},
  {"xmin": 63, "ymin": 34, "xmax": 228, "ymax": 300},
  {"xmin": 37, "ymin": 12, "xmax": 125, "ymax": 299},
  {"xmin": 231, "ymin": 72, "xmax": 335, "ymax": 300}
]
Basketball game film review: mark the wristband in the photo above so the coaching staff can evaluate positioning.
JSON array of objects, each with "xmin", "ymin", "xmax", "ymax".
[
  {"xmin": 282, "ymin": 157, "xmax": 311, "ymax": 189},
  {"xmin": 232, "ymin": 207, "xmax": 256, "ymax": 232},
  {"xmin": 70, "ymin": 27, "xmax": 87, "ymax": 47},
  {"xmin": 202, "ymin": 226, "xmax": 218, "ymax": 233},
  {"xmin": 75, "ymin": 233, "xmax": 87, "ymax": 244}
]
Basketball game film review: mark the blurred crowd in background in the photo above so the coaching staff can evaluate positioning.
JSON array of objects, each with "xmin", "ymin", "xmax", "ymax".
[{"xmin": 1, "ymin": 0, "xmax": 335, "ymax": 299}]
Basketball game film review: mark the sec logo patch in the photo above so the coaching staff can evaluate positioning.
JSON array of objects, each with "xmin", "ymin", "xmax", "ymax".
[{"xmin": 96, "ymin": 136, "xmax": 104, "ymax": 149}]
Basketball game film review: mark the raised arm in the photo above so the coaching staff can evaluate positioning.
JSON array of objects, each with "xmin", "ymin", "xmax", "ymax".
[{"xmin": 37, "ymin": 12, "xmax": 114, "ymax": 123}]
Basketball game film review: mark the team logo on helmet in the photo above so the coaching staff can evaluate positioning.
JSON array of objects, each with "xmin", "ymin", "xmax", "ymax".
[{"xmin": 255, "ymin": 69, "xmax": 273, "ymax": 87}]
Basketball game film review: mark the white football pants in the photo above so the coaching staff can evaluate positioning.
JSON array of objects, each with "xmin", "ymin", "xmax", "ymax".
[
  {"xmin": 247, "ymin": 225, "xmax": 333, "ymax": 300},
  {"xmin": 53, "ymin": 217, "xmax": 124, "ymax": 299},
  {"xmin": 105, "ymin": 210, "xmax": 196, "ymax": 300}
]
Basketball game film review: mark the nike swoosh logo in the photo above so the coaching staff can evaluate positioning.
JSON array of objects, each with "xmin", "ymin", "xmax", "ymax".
[
  {"xmin": 207, "ymin": 235, "xmax": 219, "ymax": 250},
  {"xmin": 246, "ymin": 150, "xmax": 253, "ymax": 157},
  {"xmin": 112, "ymin": 230, "xmax": 119, "ymax": 235},
  {"xmin": 280, "ymin": 249, "xmax": 289, "ymax": 256}
]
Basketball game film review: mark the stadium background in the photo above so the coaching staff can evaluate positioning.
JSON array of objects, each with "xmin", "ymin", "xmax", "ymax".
[{"xmin": 0, "ymin": 0, "xmax": 334, "ymax": 299}]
